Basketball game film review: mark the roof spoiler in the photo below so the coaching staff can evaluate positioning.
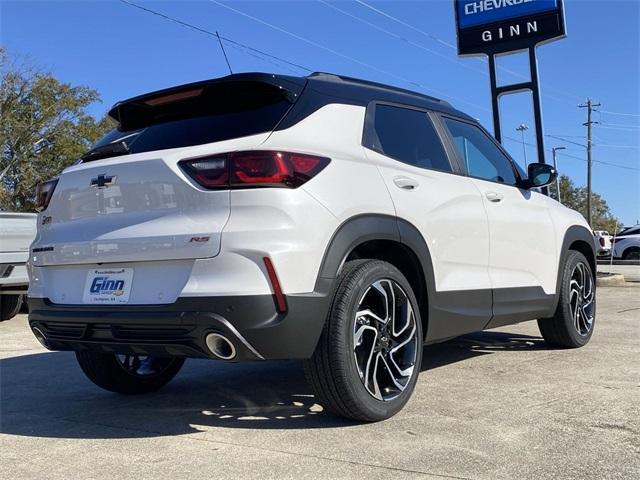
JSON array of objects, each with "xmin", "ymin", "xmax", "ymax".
[{"xmin": 108, "ymin": 73, "xmax": 307, "ymax": 131}]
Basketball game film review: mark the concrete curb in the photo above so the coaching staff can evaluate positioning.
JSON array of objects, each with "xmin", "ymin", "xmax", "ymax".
[{"xmin": 596, "ymin": 273, "xmax": 626, "ymax": 286}]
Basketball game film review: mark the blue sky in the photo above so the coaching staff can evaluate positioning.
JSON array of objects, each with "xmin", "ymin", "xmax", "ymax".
[{"xmin": 2, "ymin": 0, "xmax": 639, "ymax": 225}]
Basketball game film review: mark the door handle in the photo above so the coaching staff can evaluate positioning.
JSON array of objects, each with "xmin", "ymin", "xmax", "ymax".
[
  {"xmin": 393, "ymin": 176, "xmax": 419, "ymax": 190},
  {"xmin": 485, "ymin": 191, "xmax": 504, "ymax": 203}
]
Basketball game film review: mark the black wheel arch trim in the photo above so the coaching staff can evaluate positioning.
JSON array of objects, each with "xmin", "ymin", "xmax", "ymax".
[
  {"xmin": 552, "ymin": 224, "xmax": 597, "ymax": 311},
  {"xmin": 314, "ymin": 216, "xmax": 597, "ymax": 343},
  {"xmin": 313, "ymin": 214, "xmax": 494, "ymax": 342}
]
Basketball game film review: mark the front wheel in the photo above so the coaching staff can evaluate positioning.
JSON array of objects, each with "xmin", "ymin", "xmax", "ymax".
[
  {"xmin": 75, "ymin": 351, "xmax": 185, "ymax": 394},
  {"xmin": 304, "ymin": 260, "xmax": 423, "ymax": 422},
  {"xmin": 538, "ymin": 251, "xmax": 596, "ymax": 348}
]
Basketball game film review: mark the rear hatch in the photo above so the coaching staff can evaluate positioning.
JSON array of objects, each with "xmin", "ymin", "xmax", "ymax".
[{"xmin": 33, "ymin": 74, "xmax": 305, "ymax": 267}]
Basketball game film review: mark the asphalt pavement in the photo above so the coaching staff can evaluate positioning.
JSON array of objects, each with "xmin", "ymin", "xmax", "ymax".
[{"xmin": 1, "ymin": 285, "xmax": 639, "ymax": 480}]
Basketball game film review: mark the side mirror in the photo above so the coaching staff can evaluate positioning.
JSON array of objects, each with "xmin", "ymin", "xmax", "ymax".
[{"xmin": 524, "ymin": 163, "xmax": 557, "ymax": 189}]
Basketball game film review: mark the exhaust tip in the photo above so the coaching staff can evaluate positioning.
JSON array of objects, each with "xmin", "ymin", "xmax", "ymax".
[
  {"xmin": 205, "ymin": 333, "xmax": 236, "ymax": 360},
  {"xmin": 31, "ymin": 326, "xmax": 50, "ymax": 349}
]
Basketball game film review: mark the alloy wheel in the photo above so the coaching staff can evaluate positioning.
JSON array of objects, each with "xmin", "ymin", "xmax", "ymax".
[
  {"xmin": 353, "ymin": 279, "xmax": 418, "ymax": 401},
  {"xmin": 569, "ymin": 262, "xmax": 595, "ymax": 336}
]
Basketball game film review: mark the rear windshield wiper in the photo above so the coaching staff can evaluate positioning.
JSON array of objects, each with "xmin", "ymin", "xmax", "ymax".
[{"xmin": 80, "ymin": 140, "xmax": 130, "ymax": 163}]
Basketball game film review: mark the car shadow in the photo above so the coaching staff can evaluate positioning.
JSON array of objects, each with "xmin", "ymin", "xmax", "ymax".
[{"xmin": 1, "ymin": 330, "xmax": 548, "ymax": 439}]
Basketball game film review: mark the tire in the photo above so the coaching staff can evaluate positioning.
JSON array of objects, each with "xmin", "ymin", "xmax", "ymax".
[
  {"xmin": 304, "ymin": 260, "xmax": 423, "ymax": 422},
  {"xmin": 622, "ymin": 248, "xmax": 640, "ymax": 262},
  {"xmin": 538, "ymin": 251, "xmax": 596, "ymax": 348},
  {"xmin": 0, "ymin": 294, "xmax": 23, "ymax": 321},
  {"xmin": 75, "ymin": 351, "xmax": 185, "ymax": 394}
]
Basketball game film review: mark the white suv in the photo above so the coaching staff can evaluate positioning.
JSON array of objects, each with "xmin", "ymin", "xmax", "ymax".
[
  {"xmin": 612, "ymin": 225, "xmax": 640, "ymax": 261},
  {"xmin": 1, "ymin": 212, "xmax": 36, "ymax": 320},
  {"xmin": 28, "ymin": 73, "xmax": 596, "ymax": 421}
]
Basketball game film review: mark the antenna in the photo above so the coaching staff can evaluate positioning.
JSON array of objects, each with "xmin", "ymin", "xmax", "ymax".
[{"xmin": 216, "ymin": 31, "xmax": 233, "ymax": 74}]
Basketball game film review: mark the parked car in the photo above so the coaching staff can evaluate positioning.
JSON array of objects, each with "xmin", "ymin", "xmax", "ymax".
[
  {"xmin": 593, "ymin": 230, "xmax": 612, "ymax": 257},
  {"xmin": 27, "ymin": 72, "xmax": 596, "ymax": 421},
  {"xmin": 1, "ymin": 212, "xmax": 36, "ymax": 320},
  {"xmin": 612, "ymin": 225, "xmax": 640, "ymax": 261}
]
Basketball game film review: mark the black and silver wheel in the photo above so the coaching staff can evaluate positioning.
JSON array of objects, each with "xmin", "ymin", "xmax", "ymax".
[
  {"xmin": 76, "ymin": 351, "xmax": 185, "ymax": 394},
  {"xmin": 538, "ymin": 251, "xmax": 596, "ymax": 348},
  {"xmin": 622, "ymin": 248, "xmax": 640, "ymax": 262},
  {"xmin": 0, "ymin": 294, "xmax": 23, "ymax": 321},
  {"xmin": 304, "ymin": 260, "xmax": 423, "ymax": 421}
]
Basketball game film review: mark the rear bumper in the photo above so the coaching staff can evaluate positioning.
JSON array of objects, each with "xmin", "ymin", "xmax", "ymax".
[{"xmin": 28, "ymin": 285, "xmax": 331, "ymax": 361}]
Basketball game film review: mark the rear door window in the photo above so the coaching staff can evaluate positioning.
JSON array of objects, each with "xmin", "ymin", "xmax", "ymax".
[{"xmin": 365, "ymin": 104, "xmax": 452, "ymax": 172}]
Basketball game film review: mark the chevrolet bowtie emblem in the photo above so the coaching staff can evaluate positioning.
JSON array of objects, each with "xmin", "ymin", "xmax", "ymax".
[{"xmin": 91, "ymin": 174, "xmax": 117, "ymax": 188}]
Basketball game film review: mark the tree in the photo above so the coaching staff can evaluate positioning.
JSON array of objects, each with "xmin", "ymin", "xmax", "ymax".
[
  {"xmin": 549, "ymin": 175, "xmax": 621, "ymax": 232},
  {"xmin": 0, "ymin": 49, "xmax": 112, "ymax": 211}
]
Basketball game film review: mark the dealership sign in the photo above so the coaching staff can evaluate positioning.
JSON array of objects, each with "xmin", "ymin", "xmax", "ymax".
[{"xmin": 455, "ymin": 0, "xmax": 566, "ymax": 56}]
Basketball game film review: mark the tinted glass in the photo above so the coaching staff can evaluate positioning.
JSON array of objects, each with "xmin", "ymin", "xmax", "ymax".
[
  {"xmin": 444, "ymin": 118, "xmax": 517, "ymax": 185},
  {"xmin": 369, "ymin": 104, "xmax": 451, "ymax": 172},
  {"xmin": 618, "ymin": 226, "xmax": 640, "ymax": 237},
  {"xmin": 89, "ymin": 82, "xmax": 292, "ymax": 157}
]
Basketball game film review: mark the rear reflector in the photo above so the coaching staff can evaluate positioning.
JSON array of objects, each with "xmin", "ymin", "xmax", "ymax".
[
  {"xmin": 34, "ymin": 178, "xmax": 59, "ymax": 212},
  {"xmin": 179, "ymin": 151, "xmax": 330, "ymax": 189},
  {"xmin": 263, "ymin": 257, "xmax": 287, "ymax": 313}
]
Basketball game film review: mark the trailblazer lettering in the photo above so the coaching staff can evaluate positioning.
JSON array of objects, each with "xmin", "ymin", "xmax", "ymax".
[
  {"xmin": 90, "ymin": 276, "xmax": 125, "ymax": 294},
  {"xmin": 465, "ymin": 0, "xmax": 533, "ymax": 15}
]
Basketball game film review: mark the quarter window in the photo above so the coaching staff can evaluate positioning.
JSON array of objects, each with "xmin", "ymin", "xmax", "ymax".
[
  {"xmin": 367, "ymin": 104, "xmax": 452, "ymax": 172},
  {"xmin": 443, "ymin": 118, "xmax": 517, "ymax": 185}
]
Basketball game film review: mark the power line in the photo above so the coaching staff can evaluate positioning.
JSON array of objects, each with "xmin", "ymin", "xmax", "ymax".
[
  {"xmin": 545, "ymin": 134, "xmax": 586, "ymax": 138},
  {"xmin": 595, "ymin": 144, "xmax": 640, "ymax": 149},
  {"xmin": 597, "ymin": 124, "xmax": 640, "ymax": 132},
  {"xmin": 355, "ymin": 0, "xmax": 457, "ymax": 50},
  {"xmin": 503, "ymin": 135, "xmax": 639, "ymax": 171},
  {"xmin": 546, "ymin": 135, "xmax": 587, "ymax": 148},
  {"xmin": 221, "ymin": 40, "xmax": 304, "ymax": 75},
  {"xmin": 318, "ymin": 0, "xmax": 489, "ymax": 77},
  {"xmin": 600, "ymin": 109, "xmax": 640, "ymax": 117},
  {"xmin": 600, "ymin": 122, "xmax": 640, "ymax": 129},
  {"xmin": 209, "ymin": 0, "xmax": 491, "ymax": 114},
  {"xmin": 354, "ymin": 0, "xmax": 583, "ymax": 106},
  {"xmin": 118, "ymin": 0, "xmax": 311, "ymax": 72}
]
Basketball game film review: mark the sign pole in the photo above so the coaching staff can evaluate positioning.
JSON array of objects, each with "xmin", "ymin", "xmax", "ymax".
[
  {"xmin": 454, "ymin": 0, "xmax": 567, "ymax": 197},
  {"xmin": 529, "ymin": 46, "xmax": 546, "ymax": 166},
  {"xmin": 488, "ymin": 54, "xmax": 502, "ymax": 143}
]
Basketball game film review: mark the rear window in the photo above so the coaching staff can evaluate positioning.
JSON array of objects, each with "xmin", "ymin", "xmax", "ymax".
[{"xmin": 89, "ymin": 81, "xmax": 294, "ymax": 158}]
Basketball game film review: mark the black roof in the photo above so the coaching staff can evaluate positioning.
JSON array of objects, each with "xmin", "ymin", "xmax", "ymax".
[
  {"xmin": 306, "ymin": 72, "xmax": 453, "ymax": 110},
  {"xmin": 108, "ymin": 71, "xmax": 474, "ymax": 128}
]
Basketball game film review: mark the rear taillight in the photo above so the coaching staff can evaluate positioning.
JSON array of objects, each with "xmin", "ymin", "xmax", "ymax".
[
  {"xmin": 34, "ymin": 178, "xmax": 59, "ymax": 212},
  {"xmin": 599, "ymin": 237, "xmax": 605, "ymax": 247},
  {"xmin": 179, "ymin": 151, "xmax": 330, "ymax": 189}
]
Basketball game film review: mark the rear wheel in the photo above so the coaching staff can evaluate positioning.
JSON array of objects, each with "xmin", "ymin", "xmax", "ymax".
[
  {"xmin": 538, "ymin": 251, "xmax": 595, "ymax": 348},
  {"xmin": 0, "ymin": 294, "xmax": 23, "ymax": 321},
  {"xmin": 75, "ymin": 351, "xmax": 185, "ymax": 394},
  {"xmin": 304, "ymin": 260, "xmax": 423, "ymax": 422}
]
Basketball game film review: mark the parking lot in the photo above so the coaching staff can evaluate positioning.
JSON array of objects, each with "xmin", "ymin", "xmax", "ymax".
[{"xmin": 1, "ymin": 284, "xmax": 638, "ymax": 480}]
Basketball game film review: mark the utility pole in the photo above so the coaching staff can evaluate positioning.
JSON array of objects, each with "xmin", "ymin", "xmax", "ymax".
[
  {"xmin": 579, "ymin": 99, "xmax": 600, "ymax": 227},
  {"xmin": 516, "ymin": 123, "xmax": 529, "ymax": 166},
  {"xmin": 551, "ymin": 146, "xmax": 566, "ymax": 203}
]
